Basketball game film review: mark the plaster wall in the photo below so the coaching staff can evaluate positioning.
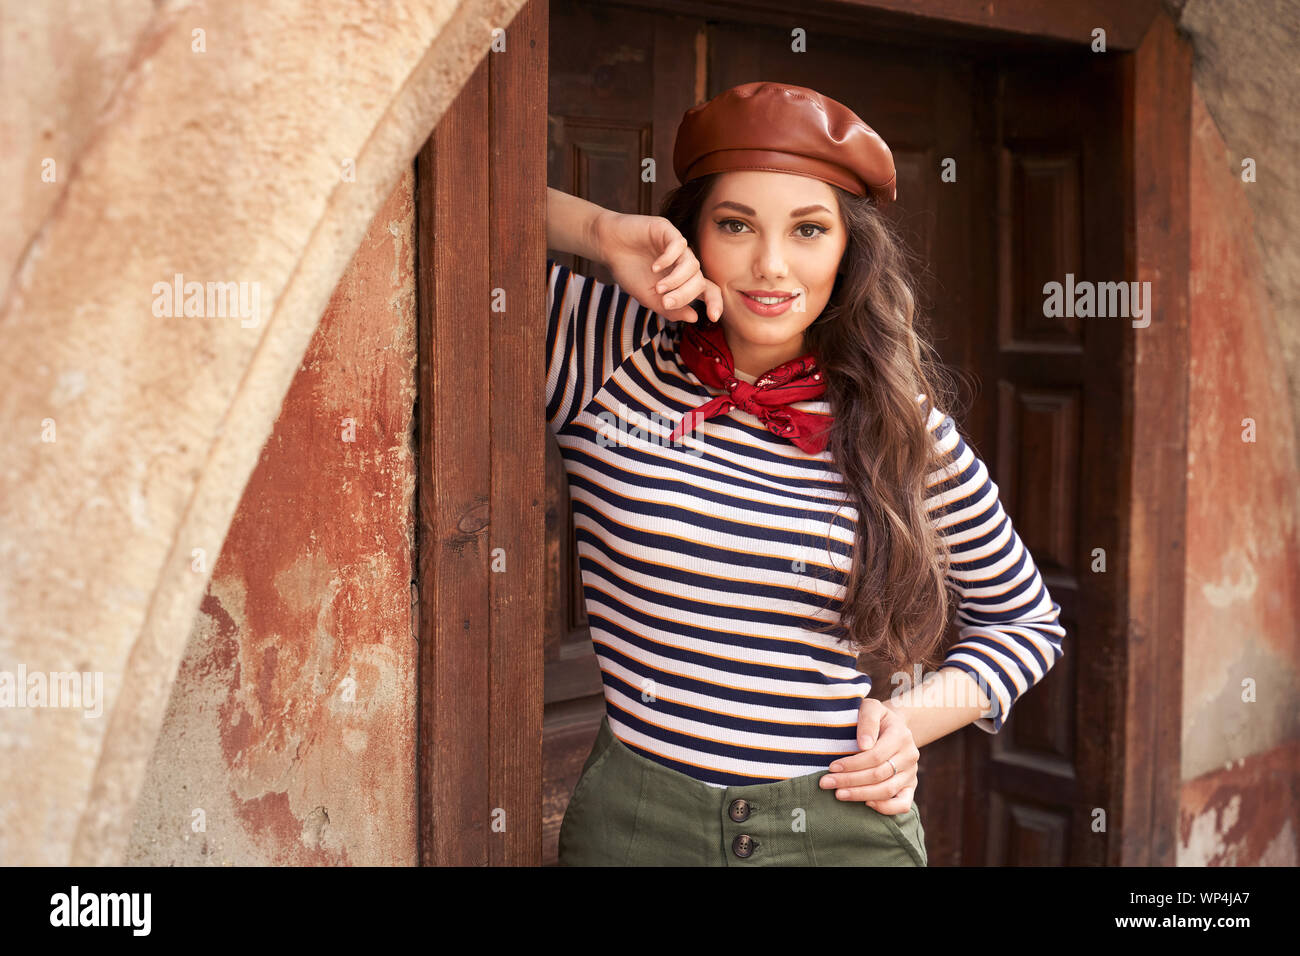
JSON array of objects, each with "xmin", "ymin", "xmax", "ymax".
[
  {"xmin": 125, "ymin": 171, "xmax": 418, "ymax": 865},
  {"xmin": 1177, "ymin": 85, "xmax": 1300, "ymax": 866}
]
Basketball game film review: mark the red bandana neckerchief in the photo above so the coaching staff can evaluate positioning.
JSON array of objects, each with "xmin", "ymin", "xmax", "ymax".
[{"xmin": 668, "ymin": 319, "xmax": 834, "ymax": 454}]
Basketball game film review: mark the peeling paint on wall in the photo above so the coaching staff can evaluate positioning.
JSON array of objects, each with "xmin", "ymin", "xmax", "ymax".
[
  {"xmin": 1183, "ymin": 88, "xmax": 1300, "ymax": 787},
  {"xmin": 126, "ymin": 168, "xmax": 418, "ymax": 865},
  {"xmin": 1179, "ymin": 84, "xmax": 1300, "ymax": 864},
  {"xmin": 1179, "ymin": 740, "xmax": 1300, "ymax": 866}
]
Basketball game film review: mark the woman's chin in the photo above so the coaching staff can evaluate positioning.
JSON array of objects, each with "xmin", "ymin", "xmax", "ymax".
[{"xmin": 723, "ymin": 317, "xmax": 810, "ymax": 346}]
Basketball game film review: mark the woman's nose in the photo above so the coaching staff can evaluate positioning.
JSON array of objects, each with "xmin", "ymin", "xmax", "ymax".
[{"xmin": 755, "ymin": 248, "xmax": 788, "ymax": 280}]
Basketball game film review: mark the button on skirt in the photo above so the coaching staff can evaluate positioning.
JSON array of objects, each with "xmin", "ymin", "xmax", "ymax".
[{"xmin": 558, "ymin": 713, "xmax": 928, "ymax": 867}]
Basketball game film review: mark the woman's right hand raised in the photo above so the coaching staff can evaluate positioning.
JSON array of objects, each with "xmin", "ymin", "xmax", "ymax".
[{"xmin": 593, "ymin": 211, "xmax": 723, "ymax": 324}]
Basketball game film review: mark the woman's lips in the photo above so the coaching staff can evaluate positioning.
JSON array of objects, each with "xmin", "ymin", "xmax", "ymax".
[{"xmin": 739, "ymin": 290, "xmax": 799, "ymax": 316}]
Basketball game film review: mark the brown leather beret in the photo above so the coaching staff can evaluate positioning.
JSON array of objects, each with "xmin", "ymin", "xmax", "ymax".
[{"xmin": 672, "ymin": 82, "xmax": 896, "ymax": 204}]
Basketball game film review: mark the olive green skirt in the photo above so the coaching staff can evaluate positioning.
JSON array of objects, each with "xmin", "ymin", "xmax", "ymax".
[{"xmin": 558, "ymin": 714, "xmax": 927, "ymax": 867}]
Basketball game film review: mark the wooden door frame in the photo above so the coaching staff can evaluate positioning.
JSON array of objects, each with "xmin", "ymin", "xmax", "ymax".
[
  {"xmin": 414, "ymin": 0, "xmax": 1186, "ymax": 866},
  {"xmin": 414, "ymin": 0, "xmax": 549, "ymax": 865}
]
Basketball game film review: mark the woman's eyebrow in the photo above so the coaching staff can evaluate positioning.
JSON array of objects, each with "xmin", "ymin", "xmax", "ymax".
[{"xmin": 711, "ymin": 200, "xmax": 833, "ymax": 217}]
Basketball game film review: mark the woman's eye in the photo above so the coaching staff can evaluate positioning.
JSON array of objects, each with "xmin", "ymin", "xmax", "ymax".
[{"xmin": 716, "ymin": 219, "xmax": 827, "ymax": 239}]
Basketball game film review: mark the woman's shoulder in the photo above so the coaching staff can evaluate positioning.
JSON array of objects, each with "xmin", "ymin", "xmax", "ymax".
[
  {"xmin": 915, "ymin": 392, "xmax": 948, "ymax": 430},
  {"xmin": 914, "ymin": 393, "xmax": 964, "ymax": 471}
]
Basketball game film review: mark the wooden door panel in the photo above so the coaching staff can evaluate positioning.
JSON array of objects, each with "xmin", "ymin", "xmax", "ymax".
[
  {"xmin": 981, "ymin": 52, "xmax": 1124, "ymax": 866},
  {"xmin": 1002, "ymin": 148, "xmax": 1085, "ymax": 347}
]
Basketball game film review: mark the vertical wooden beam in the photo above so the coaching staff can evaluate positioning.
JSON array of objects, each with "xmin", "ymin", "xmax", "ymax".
[
  {"xmin": 1120, "ymin": 8, "xmax": 1191, "ymax": 867},
  {"xmin": 488, "ymin": 0, "xmax": 548, "ymax": 866},
  {"xmin": 416, "ymin": 0, "xmax": 547, "ymax": 866},
  {"xmin": 417, "ymin": 59, "xmax": 493, "ymax": 866}
]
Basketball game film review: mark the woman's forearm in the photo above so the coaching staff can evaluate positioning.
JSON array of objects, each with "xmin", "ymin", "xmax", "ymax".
[
  {"xmin": 547, "ymin": 187, "xmax": 611, "ymax": 262},
  {"xmin": 881, "ymin": 666, "xmax": 994, "ymax": 749}
]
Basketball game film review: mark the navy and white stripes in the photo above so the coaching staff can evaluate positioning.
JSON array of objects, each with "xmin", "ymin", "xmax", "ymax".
[{"xmin": 545, "ymin": 257, "xmax": 1066, "ymax": 786}]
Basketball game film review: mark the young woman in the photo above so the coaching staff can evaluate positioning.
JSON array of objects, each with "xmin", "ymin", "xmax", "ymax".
[{"xmin": 545, "ymin": 82, "xmax": 1066, "ymax": 866}]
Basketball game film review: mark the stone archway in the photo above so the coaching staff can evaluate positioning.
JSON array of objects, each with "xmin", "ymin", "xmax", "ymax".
[{"xmin": 0, "ymin": 0, "xmax": 524, "ymax": 866}]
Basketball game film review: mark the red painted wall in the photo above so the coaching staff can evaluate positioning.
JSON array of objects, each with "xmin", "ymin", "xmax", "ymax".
[
  {"xmin": 127, "ymin": 169, "xmax": 419, "ymax": 865},
  {"xmin": 1179, "ymin": 88, "xmax": 1300, "ymax": 865}
]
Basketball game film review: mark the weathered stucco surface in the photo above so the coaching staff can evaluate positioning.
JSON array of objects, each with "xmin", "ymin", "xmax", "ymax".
[
  {"xmin": 1174, "ymin": 0, "xmax": 1300, "ymax": 457},
  {"xmin": 1179, "ymin": 740, "xmax": 1300, "ymax": 866},
  {"xmin": 1178, "ymin": 85, "xmax": 1300, "ymax": 864},
  {"xmin": 126, "ymin": 170, "xmax": 417, "ymax": 865},
  {"xmin": 0, "ymin": 0, "xmax": 525, "ymax": 865}
]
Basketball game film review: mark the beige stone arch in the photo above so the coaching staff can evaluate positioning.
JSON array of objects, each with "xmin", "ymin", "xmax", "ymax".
[{"xmin": 0, "ymin": 0, "xmax": 524, "ymax": 866}]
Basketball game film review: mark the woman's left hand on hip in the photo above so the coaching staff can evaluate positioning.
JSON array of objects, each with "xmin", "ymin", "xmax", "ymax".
[{"xmin": 818, "ymin": 697, "xmax": 919, "ymax": 815}]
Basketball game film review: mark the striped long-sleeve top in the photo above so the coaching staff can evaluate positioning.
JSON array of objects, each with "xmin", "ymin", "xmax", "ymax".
[{"xmin": 545, "ymin": 257, "xmax": 1066, "ymax": 787}]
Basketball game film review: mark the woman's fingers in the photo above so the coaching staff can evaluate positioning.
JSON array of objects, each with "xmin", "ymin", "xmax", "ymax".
[
  {"xmin": 661, "ymin": 271, "xmax": 705, "ymax": 312},
  {"xmin": 817, "ymin": 681, "xmax": 922, "ymax": 807},
  {"xmin": 829, "ymin": 766, "xmax": 918, "ymax": 803},
  {"xmin": 653, "ymin": 248, "xmax": 699, "ymax": 299},
  {"xmin": 820, "ymin": 732, "xmax": 921, "ymax": 801},
  {"xmin": 702, "ymin": 278, "xmax": 724, "ymax": 320},
  {"xmin": 644, "ymin": 230, "xmax": 718, "ymax": 323},
  {"xmin": 652, "ymin": 270, "xmax": 705, "ymax": 323},
  {"xmin": 827, "ymin": 730, "xmax": 917, "ymax": 774},
  {"xmin": 820, "ymin": 757, "xmax": 908, "ymax": 794},
  {"xmin": 651, "ymin": 234, "xmax": 688, "ymax": 273},
  {"xmin": 867, "ymin": 785, "xmax": 917, "ymax": 816}
]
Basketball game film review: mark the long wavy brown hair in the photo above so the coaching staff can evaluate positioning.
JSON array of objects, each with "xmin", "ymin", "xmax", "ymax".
[{"xmin": 659, "ymin": 173, "xmax": 968, "ymax": 676}]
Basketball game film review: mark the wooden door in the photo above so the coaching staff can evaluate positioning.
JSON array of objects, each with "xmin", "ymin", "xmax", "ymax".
[
  {"xmin": 968, "ymin": 54, "xmax": 1124, "ymax": 866},
  {"xmin": 543, "ymin": 0, "xmax": 1124, "ymax": 866}
]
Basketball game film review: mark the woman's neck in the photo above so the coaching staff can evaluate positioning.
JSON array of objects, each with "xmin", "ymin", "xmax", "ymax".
[{"xmin": 723, "ymin": 326, "xmax": 807, "ymax": 380}]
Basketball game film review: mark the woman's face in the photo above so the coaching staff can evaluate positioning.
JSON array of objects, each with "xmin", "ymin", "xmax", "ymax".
[{"xmin": 695, "ymin": 170, "xmax": 848, "ymax": 369}]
